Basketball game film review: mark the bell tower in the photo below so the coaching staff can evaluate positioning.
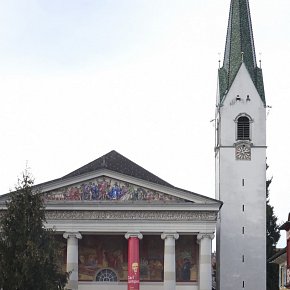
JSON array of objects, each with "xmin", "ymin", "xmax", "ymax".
[{"xmin": 215, "ymin": 1, "xmax": 266, "ymax": 290}]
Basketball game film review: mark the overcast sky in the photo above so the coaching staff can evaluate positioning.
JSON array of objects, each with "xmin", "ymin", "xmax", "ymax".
[{"xmin": 0, "ymin": 0, "xmax": 289, "ymax": 247}]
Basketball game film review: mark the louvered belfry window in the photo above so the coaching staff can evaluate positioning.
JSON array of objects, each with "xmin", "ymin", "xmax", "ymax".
[{"xmin": 237, "ymin": 116, "xmax": 250, "ymax": 140}]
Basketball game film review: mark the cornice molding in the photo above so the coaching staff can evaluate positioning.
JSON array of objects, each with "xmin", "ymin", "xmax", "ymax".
[{"xmin": 45, "ymin": 210, "xmax": 218, "ymax": 222}]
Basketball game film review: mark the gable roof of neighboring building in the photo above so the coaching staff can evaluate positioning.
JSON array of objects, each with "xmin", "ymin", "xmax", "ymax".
[
  {"xmin": 280, "ymin": 212, "xmax": 290, "ymax": 231},
  {"xmin": 218, "ymin": 0, "xmax": 265, "ymax": 104},
  {"xmin": 268, "ymin": 247, "xmax": 287, "ymax": 264}
]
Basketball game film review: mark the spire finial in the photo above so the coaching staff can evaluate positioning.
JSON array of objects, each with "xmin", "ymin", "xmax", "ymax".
[{"xmin": 259, "ymin": 52, "xmax": 262, "ymax": 68}]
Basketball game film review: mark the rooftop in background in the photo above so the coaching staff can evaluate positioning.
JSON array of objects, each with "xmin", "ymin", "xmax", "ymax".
[{"xmin": 280, "ymin": 212, "xmax": 290, "ymax": 231}]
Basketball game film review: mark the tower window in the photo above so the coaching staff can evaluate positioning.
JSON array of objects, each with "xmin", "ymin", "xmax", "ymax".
[{"xmin": 237, "ymin": 116, "xmax": 250, "ymax": 140}]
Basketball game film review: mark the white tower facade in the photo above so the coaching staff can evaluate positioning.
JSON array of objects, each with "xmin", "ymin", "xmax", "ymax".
[{"xmin": 215, "ymin": 1, "xmax": 266, "ymax": 290}]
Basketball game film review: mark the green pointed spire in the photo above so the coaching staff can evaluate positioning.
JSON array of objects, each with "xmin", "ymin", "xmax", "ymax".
[{"xmin": 218, "ymin": 0, "xmax": 265, "ymax": 104}]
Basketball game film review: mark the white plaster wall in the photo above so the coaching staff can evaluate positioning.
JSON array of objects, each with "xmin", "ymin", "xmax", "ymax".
[
  {"xmin": 219, "ymin": 64, "xmax": 266, "ymax": 146},
  {"xmin": 218, "ymin": 148, "xmax": 266, "ymax": 289},
  {"xmin": 216, "ymin": 64, "xmax": 266, "ymax": 290},
  {"xmin": 215, "ymin": 152, "xmax": 220, "ymax": 201},
  {"xmin": 79, "ymin": 282, "xmax": 198, "ymax": 290}
]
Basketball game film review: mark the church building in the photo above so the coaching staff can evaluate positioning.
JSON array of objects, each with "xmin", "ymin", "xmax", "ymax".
[
  {"xmin": 0, "ymin": 150, "xmax": 221, "ymax": 290},
  {"xmin": 0, "ymin": 1, "xmax": 268, "ymax": 290}
]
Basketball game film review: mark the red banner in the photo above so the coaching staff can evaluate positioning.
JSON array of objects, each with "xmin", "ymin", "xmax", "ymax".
[{"xmin": 128, "ymin": 237, "xmax": 140, "ymax": 290}]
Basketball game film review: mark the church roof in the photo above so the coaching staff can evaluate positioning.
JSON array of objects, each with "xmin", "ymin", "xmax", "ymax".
[
  {"xmin": 218, "ymin": 0, "xmax": 265, "ymax": 104},
  {"xmin": 62, "ymin": 150, "xmax": 173, "ymax": 187},
  {"xmin": 0, "ymin": 150, "xmax": 222, "ymax": 207}
]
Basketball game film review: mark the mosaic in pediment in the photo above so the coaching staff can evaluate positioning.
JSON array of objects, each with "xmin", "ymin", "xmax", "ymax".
[{"xmin": 44, "ymin": 176, "xmax": 185, "ymax": 202}]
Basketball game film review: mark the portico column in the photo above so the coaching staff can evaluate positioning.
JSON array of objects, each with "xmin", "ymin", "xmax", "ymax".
[
  {"xmin": 63, "ymin": 232, "xmax": 82, "ymax": 290},
  {"xmin": 161, "ymin": 232, "xmax": 179, "ymax": 290},
  {"xmin": 125, "ymin": 232, "xmax": 143, "ymax": 290},
  {"xmin": 197, "ymin": 233, "xmax": 214, "ymax": 290}
]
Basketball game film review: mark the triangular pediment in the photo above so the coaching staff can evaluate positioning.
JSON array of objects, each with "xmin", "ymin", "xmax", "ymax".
[
  {"xmin": 44, "ymin": 175, "xmax": 187, "ymax": 203},
  {"xmin": 0, "ymin": 151, "xmax": 221, "ymax": 208}
]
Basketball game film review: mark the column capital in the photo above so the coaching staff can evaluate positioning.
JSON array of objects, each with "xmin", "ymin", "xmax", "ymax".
[
  {"xmin": 161, "ymin": 232, "xmax": 179, "ymax": 240},
  {"xmin": 63, "ymin": 231, "xmax": 82, "ymax": 240},
  {"xmin": 125, "ymin": 232, "xmax": 143, "ymax": 240},
  {"xmin": 197, "ymin": 232, "xmax": 215, "ymax": 241}
]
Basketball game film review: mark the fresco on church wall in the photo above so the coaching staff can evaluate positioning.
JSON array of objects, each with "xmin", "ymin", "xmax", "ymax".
[
  {"xmin": 139, "ymin": 236, "xmax": 164, "ymax": 281},
  {"xmin": 176, "ymin": 236, "xmax": 199, "ymax": 282},
  {"xmin": 45, "ymin": 176, "xmax": 182, "ymax": 202},
  {"xmin": 77, "ymin": 235, "xmax": 165, "ymax": 282},
  {"xmin": 78, "ymin": 235, "xmax": 128, "ymax": 281},
  {"xmin": 56, "ymin": 234, "xmax": 198, "ymax": 282}
]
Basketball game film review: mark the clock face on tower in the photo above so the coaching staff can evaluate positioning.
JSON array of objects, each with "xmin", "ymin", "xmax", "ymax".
[{"xmin": 235, "ymin": 143, "xmax": 251, "ymax": 160}]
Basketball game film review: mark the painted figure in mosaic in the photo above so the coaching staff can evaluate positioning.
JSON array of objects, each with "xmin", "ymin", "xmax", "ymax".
[
  {"xmin": 181, "ymin": 258, "xmax": 191, "ymax": 281},
  {"xmin": 108, "ymin": 182, "xmax": 121, "ymax": 200},
  {"xmin": 68, "ymin": 186, "xmax": 81, "ymax": 200},
  {"xmin": 80, "ymin": 184, "xmax": 86, "ymax": 200},
  {"xmin": 45, "ymin": 176, "xmax": 182, "ymax": 202},
  {"xmin": 90, "ymin": 182, "xmax": 99, "ymax": 200},
  {"xmin": 98, "ymin": 178, "xmax": 110, "ymax": 200}
]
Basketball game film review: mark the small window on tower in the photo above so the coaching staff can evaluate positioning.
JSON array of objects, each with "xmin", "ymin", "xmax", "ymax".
[{"xmin": 237, "ymin": 116, "xmax": 250, "ymax": 140}]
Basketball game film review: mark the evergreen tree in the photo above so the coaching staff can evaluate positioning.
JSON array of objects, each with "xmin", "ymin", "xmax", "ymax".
[
  {"xmin": 0, "ymin": 171, "xmax": 67, "ymax": 290},
  {"xmin": 266, "ymin": 176, "xmax": 281, "ymax": 290}
]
